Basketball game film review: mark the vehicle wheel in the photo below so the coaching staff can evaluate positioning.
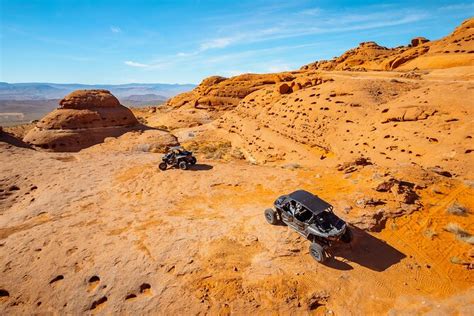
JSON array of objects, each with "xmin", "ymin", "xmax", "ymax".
[
  {"xmin": 189, "ymin": 157, "xmax": 197, "ymax": 165},
  {"xmin": 264, "ymin": 208, "xmax": 278, "ymax": 225},
  {"xmin": 341, "ymin": 227, "xmax": 353, "ymax": 243},
  {"xmin": 178, "ymin": 161, "xmax": 188, "ymax": 170},
  {"xmin": 309, "ymin": 242, "xmax": 327, "ymax": 263},
  {"xmin": 158, "ymin": 162, "xmax": 167, "ymax": 171}
]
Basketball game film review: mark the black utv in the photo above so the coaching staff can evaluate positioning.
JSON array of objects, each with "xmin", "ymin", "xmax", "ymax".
[
  {"xmin": 264, "ymin": 190, "xmax": 352, "ymax": 262},
  {"xmin": 159, "ymin": 146, "xmax": 197, "ymax": 171}
]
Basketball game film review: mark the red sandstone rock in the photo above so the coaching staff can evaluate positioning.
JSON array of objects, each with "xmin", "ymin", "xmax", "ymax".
[{"xmin": 23, "ymin": 90, "xmax": 139, "ymax": 151}]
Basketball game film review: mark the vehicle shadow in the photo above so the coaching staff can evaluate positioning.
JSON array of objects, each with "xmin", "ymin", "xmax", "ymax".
[
  {"xmin": 324, "ymin": 227, "xmax": 406, "ymax": 272},
  {"xmin": 189, "ymin": 164, "xmax": 213, "ymax": 171}
]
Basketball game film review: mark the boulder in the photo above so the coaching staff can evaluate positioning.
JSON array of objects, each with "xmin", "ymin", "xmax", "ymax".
[
  {"xmin": 411, "ymin": 37, "xmax": 429, "ymax": 47},
  {"xmin": 291, "ymin": 81, "xmax": 302, "ymax": 91},
  {"xmin": 277, "ymin": 83, "xmax": 292, "ymax": 94}
]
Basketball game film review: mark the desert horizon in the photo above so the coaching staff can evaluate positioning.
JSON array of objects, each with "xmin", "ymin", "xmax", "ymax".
[{"xmin": 1, "ymin": 1, "xmax": 473, "ymax": 315}]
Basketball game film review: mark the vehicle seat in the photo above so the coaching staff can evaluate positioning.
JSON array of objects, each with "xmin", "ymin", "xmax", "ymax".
[{"xmin": 295, "ymin": 210, "xmax": 312, "ymax": 222}]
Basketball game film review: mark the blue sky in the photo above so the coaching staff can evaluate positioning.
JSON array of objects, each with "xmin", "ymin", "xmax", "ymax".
[{"xmin": 0, "ymin": 0, "xmax": 473, "ymax": 84}]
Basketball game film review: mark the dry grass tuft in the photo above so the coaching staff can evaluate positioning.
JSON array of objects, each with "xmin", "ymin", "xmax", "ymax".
[
  {"xmin": 185, "ymin": 141, "xmax": 244, "ymax": 160},
  {"xmin": 282, "ymin": 163, "xmax": 302, "ymax": 170},
  {"xmin": 136, "ymin": 116, "xmax": 148, "ymax": 125},
  {"xmin": 450, "ymin": 256, "xmax": 463, "ymax": 264},
  {"xmin": 445, "ymin": 223, "xmax": 474, "ymax": 245},
  {"xmin": 447, "ymin": 202, "xmax": 470, "ymax": 216},
  {"xmin": 423, "ymin": 229, "xmax": 438, "ymax": 240}
]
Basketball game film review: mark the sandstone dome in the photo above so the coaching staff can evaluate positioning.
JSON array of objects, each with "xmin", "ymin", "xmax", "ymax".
[
  {"xmin": 59, "ymin": 89, "xmax": 121, "ymax": 109},
  {"xmin": 23, "ymin": 89, "xmax": 139, "ymax": 151}
]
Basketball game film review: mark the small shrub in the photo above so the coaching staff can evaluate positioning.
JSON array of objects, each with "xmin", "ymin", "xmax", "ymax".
[
  {"xmin": 445, "ymin": 223, "xmax": 474, "ymax": 245},
  {"xmin": 202, "ymin": 142, "xmax": 232, "ymax": 159},
  {"xmin": 185, "ymin": 141, "xmax": 233, "ymax": 160},
  {"xmin": 450, "ymin": 256, "xmax": 462, "ymax": 264},
  {"xmin": 447, "ymin": 202, "xmax": 470, "ymax": 216},
  {"xmin": 230, "ymin": 147, "xmax": 245, "ymax": 160},
  {"xmin": 282, "ymin": 163, "xmax": 301, "ymax": 170},
  {"xmin": 423, "ymin": 229, "xmax": 437, "ymax": 240},
  {"xmin": 135, "ymin": 144, "xmax": 151, "ymax": 152},
  {"xmin": 137, "ymin": 116, "xmax": 148, "ymax": 125}
]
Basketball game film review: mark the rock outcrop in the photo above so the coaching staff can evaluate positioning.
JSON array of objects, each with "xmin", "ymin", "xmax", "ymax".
[
  {"xmin": 23, "ymin": 90, "xmax": 139, "ymax": 151},
  {"xmin": 301, "ymin": 17, "xmax": 474, "ymax": 71},
  {"xmin": 411, "ymin": 37, "xmax": 429, "ymax": 47},
  {"xmin": 165, "ymin": 73, "xmax": 295, "ymax": 111}
]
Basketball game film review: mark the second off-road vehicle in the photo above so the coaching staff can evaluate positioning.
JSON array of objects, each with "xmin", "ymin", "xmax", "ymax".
[
  {"xmin": 264, "ymin": 189, "xmax": 353, "ymax": 262},
  {"xmin": 159, "ymin": 146, "xmax": 197, "ymax": 171}
]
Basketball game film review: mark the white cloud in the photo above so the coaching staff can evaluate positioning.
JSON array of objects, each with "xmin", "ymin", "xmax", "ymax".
[
  {"xmin": 267, "ymin": 64, "xmax": 291, "ymax": 73},
  {"xmin": 124, "ymin": 60, "xmax": 173, "ymax": 70},
  {"xmin": 438, "ymin": 3, "xmax": 474, "ymax": 11},
  {"xmin": 178, "ymin": 10, "xmax": 427, "ymax": 59},
  {"xmin": 224, "ymin": 69, "xmax": 251, "ymax": 77},
  {"xmin": 299, "ymin": 8, "xmax": 322, "ymax": 16},
  {"xmin": 176, "ymin": 51, "xmax": 199, "ymax": 57},
  {"xmin": 123, "ymin": 7, "xmax": 430, "ymax": 76},
  {"xmin": 124, "ymin": 60, "xmax": 149, "ymax": 68},
  {"xmin": 110, "ymin": 26, "xmax": 122, "ymax": 33},
  {"xmin": 199, "ymin": 37, "xmax": 234, "ymax": 51}
]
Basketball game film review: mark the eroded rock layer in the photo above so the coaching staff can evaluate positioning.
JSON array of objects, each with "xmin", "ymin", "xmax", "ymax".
[
  {"xmin": 301, "ymin": 18, "xmax": 474, "ymax": 71},
  {"xmin": 23, "ymin": 90, "xmax": 139, "ymax": 151}
]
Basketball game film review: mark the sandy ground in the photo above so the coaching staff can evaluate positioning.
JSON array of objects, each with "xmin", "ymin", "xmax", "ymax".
[
  {"xmin": 1, "ymin": 23, "xmax": 473, "ymax": 311},
  {"xmin": 1, "ymin": 140, "xmax": 473, "ymax": 314}
]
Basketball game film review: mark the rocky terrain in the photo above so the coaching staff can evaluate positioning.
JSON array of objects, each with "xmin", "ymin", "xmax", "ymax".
[
  {"xmin": 1, "ymin": 18, "xmax": 473, "ymax": 315},
  {"xmin": 301, "ymin": 18, "xmax": 474, "ymax": 71}
]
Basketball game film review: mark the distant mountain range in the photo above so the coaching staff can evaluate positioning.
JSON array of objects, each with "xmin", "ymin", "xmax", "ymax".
[
  {"xmin": 0, "ymin": 82, "xmax": 196, "ymax": 126},
  {"xmin": 0, "ymin": 82, "xmax": 196, "ymax": 102}
]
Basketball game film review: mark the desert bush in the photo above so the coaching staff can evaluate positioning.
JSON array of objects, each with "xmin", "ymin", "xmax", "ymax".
[
  {"xmin": 282, "ymin": 163, "xmax": 302, "ymax": 170},
  {"xmin": 203, "ymin": 142, "xmax": 232, "ymax": 159},
  {"xmin": 135, "ymin": 143, "xmax": 151, "ymax": 152},
  {"xmin": 230, "ymin": 147, "xmax": 245, "ymax": 160},
  {"xmin": 447, "ymin": 202, "xmax": 470, "ymax": 216},
  {"xmin": 450, "ymin": 256, "xmax": 463, "ymax": 264},
  {"xmin": 185, "ymin": 141, "xmax": 234, "ymax": 159},
  {"xmin": 423, "ymin": 228, "xmax": 438, "ymax": 240},
  {"xmin": 137, "ymin": 116, "xmax": 148, "ymax": 125},
  {"xmin": 445, "ymin": 223, "xmax": 474, "ymax": 245}
]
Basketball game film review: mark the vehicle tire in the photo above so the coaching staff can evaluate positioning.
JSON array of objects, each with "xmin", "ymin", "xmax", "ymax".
[
  {"xmin": 341, "ymin": 227, "xmax": 353, "ymax": 243},
  {"xmin": 264, "ymin": 208, "xmax": 278, "ymax": 225},
  {"xmin": 178, "ymin": 161, "xmax": 188, "ymax": 170},
  {"xmin": 189, "ymin": 157, "xmax": 197, "ymax": 165},
  {"xmin": 158, "ymin": 162, "xmax": 167, "ymax": 171},
  {"xmin": 309, "ymin": 242, "xmax": 327, "ymax": 263}
]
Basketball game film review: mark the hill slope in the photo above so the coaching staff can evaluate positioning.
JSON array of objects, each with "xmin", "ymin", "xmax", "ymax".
[{"xmin": 301, "ymin": 17, "xmax": 474, "ymax": 71}]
